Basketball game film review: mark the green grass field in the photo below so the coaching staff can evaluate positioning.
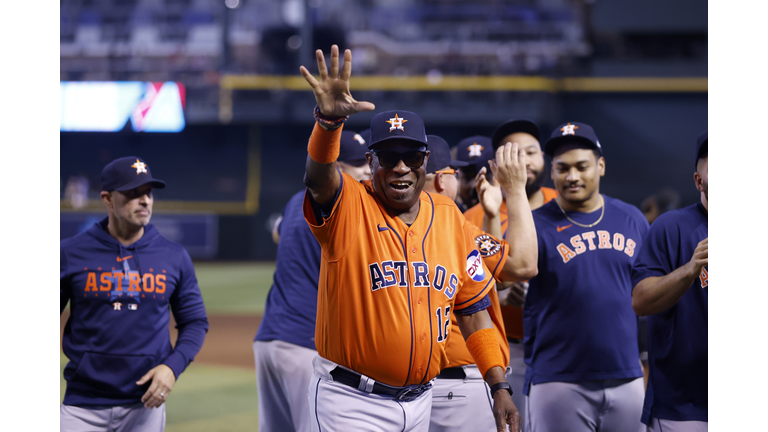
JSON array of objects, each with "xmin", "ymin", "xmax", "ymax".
[
  {"xmin": 61, "ymin": 261, "xmax": 276, "ymax": 429},
  {"xmin": 194, "ymin": 262, "xmax": 276, "ymax": 315}
]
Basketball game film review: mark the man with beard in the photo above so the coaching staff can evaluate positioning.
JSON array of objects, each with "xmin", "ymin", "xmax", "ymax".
[
  {"xmin": 299, "ymin": 45, "xmax": 527, "ymax": 432},
  {"xmin": 523, "ymin": 122, "xmax": 647, "ymax": 432},
  {"xmin": 463, "ymin": 120, "xmax": 557, "ymax": 426},
  {"xmin": 631, "ymin": 131, "xmax": 708, "ymax": 431},
  {"xmin": 421, "ymin": 135, "xmax": 539, "ymax": 432}
]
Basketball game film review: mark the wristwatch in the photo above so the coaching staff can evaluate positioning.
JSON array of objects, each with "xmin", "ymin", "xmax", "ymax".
[{"xmin": 490, "ymin": 382, "xmax": 513, "ymax": 397}]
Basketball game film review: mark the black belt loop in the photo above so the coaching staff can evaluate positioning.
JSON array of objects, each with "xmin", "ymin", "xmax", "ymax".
[
  {"xmin": 330, "ymin": 367, "xmax": 432, "ymax": 402},
  {"xmin": 436, "ymin": 366, "xmax": 466, "ymax": 380}
]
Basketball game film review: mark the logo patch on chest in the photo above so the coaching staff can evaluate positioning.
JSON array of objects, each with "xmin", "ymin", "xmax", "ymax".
[{"xmin": 466, "ymin": 250, "xmax": 485, "ymax": 282}]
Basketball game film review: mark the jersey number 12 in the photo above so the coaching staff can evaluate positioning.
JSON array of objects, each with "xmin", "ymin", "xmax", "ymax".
[{"xmin": 436, "ymin": 306, "xmax": 452, "ymax": 343}]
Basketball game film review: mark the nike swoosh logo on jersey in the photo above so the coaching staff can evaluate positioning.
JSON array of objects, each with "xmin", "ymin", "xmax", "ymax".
[
  {"xmin": 116, "ymin": 255, "xmax": 133, "ymax": 262},
  {"xmin": 556, "ymin": 224, "xmax": 572, "ymax": 232},
  {"xmin": 377, "ymin": 224, "xmax": 389, "ymax": 232}
]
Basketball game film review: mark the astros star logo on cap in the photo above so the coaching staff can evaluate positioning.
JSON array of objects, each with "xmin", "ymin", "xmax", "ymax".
[
  {"xmin": 560, "ymin": 123, "xmax": 579, "ymax": 136},
  {"xmin": 131, "ymin": 159, "xmax": 148, "ymax": 175},
  {"xmin": 386, "ymin": 114, "xmax": 407, "ymax": 132},
  {"xmin": 468, "ymin": 143, "xmax": 484, "ymax": 157}
]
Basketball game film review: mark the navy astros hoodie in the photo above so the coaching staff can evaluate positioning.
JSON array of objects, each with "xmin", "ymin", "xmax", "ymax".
[{"xmin": 60, "ymin": 218, "xmax": 209, "ymax": 407}]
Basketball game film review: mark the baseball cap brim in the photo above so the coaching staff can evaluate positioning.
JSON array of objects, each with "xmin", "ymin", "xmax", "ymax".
[
  {"xmin": 543, "ymin": 135, "xmax": 600, "ymax": 157},
  {"xmin": 450, "ymin": 159, "xmax": 469, "ymax": 168},
  {"xmin": 113, "ymin": 178, "xmax": 167, "ymax": 192},
  {"xmin": 491, "ymin": 120, "xmax": 540, "ymax": 150},
  {"xmin": 368, "ymin": 135, "xmax": 428, "ymax": 150}
]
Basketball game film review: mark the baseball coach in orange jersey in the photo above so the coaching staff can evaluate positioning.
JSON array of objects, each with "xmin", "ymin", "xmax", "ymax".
[{"xmin": 298, "ymin": 45, "xmax": 527, "ymax": 432}]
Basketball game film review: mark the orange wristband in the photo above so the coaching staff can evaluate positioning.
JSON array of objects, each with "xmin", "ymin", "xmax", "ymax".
[
  {"xmin": 465, "ymin": 327, "xmax": 505, "ymax": 378},
  {"xmin": 307, "ymin": 122, "xmax": 343, "ymax": 164}
]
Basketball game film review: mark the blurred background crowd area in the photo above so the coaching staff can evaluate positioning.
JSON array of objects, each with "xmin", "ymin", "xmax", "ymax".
[
  {"xmin": 61, "ymin": 0, "xmax": 706, "ymax": 82},
  {"xmin": 60, "ymin": 0, "xmax": 707, "ymax": 263}
]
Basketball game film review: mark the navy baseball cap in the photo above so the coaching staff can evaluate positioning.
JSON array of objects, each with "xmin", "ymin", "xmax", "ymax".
[
  {"xmin": 101, "ymin": 156, "xmax": 166, "ymax": 192},
  {"xmin": 491, "ymin": 119, "xmax": 540, "ymax": 151},
  {"xmin": 695, "ymin": 130, "xmax": 708, "ymax": 168},
  {"xmin": 543, "ymin": 122, "xmax": 603, "ymax": 157},
  {"xmin": 455, "ymin": 136, "xmax": 494, "ymax": 169},
  {"xmin": 368, "ymin": 110, "xmax": 428, "ymax": 149},
  {"xmin": 338, "ymin": 130, "xmax": 369, "ymax": 164},
  {"xmin": 426, "ymin": 135, "xmax": 469, "ymax": 173},
  {"xmin": 359, "ymin": 128, "xmax": 372, "ymax": 148}
]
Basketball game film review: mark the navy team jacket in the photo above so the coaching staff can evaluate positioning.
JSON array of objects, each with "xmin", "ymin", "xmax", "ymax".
[{"xmin": 60, "ymin": 218, "xmax": 209, "ymax": 407}]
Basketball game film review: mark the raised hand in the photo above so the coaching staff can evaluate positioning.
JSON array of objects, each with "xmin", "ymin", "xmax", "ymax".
[
  {"xmin": 299, "ymin": 45, "xmax": 375, "ymax": 118},
  {"xmin": 475, "ymin": 166, "xmax": 503, "ymax": 218},
  {"xmin": 489, "ymin": 142, "xmax": 527, "ymax": 195},
  {"xmin": 686, "ymin": 238, "xmax": 708, "ymax": 280}
]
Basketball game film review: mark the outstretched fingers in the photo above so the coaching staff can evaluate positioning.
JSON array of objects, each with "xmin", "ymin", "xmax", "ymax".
[
  {"xmin": 340, "ymin": 49, "xmax": 353, "ymax": 81},
  {"xmin": 351, "ymin": 100, "xmax": 376, "ymax": 112},
  {"xmin": 329, "ymin": 45, "xmax": 340, "ymax": 79},
  {"xmin": 316, "ymin": 49, "xmax": 328, "ymax": 81},
  {"xmin": 300, "ymin": 66, "xmax": 320, "ymax": 89}
]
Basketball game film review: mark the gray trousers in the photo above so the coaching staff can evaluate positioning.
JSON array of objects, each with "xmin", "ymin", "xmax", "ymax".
[
  {"xmin": 60, "ymin": 403, "xmax": 165, "ymax": 432},
  {"xmin": 254, "ymin": 340, "xmax": 318, "ymax": 432},
  {"xmin": 527, "ymin": 378, "xmax": 644, "ymax": 432},
  {"xmin": 309, "ymin": 355, "xmax": 432, "ymax": 432},
  {"xmin": 429, "ymin": 365, "xmax": 496, "ymax": 432},
  {"xmin": 648, "ymin": 418, "xmax": 708, "ymax": 432}
]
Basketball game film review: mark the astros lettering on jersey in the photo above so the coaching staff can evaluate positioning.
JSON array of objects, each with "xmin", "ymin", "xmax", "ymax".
[{"xmin": 303, "ymin": 173, "xmax": 496, "ymax": 387}]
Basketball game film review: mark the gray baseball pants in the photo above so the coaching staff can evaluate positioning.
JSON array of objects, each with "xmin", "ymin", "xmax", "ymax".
[
  {"xmin": 60, "ymin": 403, "xmax": 165, "ymax": 432},
  {"xmin": 648, "ymin": 418, "xmax": 708, "ymax": 432},
  {"xmin": 527, "ymin": 378, "xmax": 644, "ymax": 432},
  {"xmin": 429, "ymin": 365, "xmax": 497, "ymax": 432},
  {"xmin": 309, "ymin": 355, "xmax": 432, "ymax": 432},
  {"xmin": 254, "ymin": 340, "xmax": 317, "ymax": 432}
]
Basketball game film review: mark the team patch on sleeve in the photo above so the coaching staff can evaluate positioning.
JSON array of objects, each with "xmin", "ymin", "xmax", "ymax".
[
  {"xmin": 474, "ymin": 234, "xmax": 502, "ymax": 257},
  {"xmin": 466, "ymin": 250, "xmax": 485, "ymax": 282}
]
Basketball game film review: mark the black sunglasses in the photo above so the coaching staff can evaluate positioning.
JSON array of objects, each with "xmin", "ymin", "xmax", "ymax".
[{"xmin": 371, "ymin": 150, "xmax": 427, "ymax": 169}]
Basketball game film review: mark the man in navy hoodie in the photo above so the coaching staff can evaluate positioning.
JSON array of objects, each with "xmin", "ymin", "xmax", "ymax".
[{"xmin": 60, "ymin": 156, "xmax": 209, "ymax": 431}]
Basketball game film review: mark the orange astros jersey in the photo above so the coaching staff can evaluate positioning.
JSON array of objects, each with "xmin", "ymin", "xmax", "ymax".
[
  {"xmin": 463, "ymin": 186, "xmax": 557, "ymax": 339},
  {"xmin": 303, "ymin": 173, "xmax": 496, "ymax": 387},
  {"xmin": 443, "ymin": 223, "xmax": 511, "ymax": 368}
]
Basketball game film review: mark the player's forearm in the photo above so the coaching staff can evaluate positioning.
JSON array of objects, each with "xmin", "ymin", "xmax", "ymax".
[
  {"xmin": 456, "ymin": 309, "xmax": 494, "ymax": 339},
  {"xmin": 483, "ymin": 212, "xmax": 502, "ymax": 239},
  {"xmin": 500, "ymin": 189, "xmax": 538, "ymax": 281},
  {"xmin": 458, "ymin": 310, "xmax": 507, "ymax": 385},
  {"xmin": 632, "ymin": 264, "xmax": 698, "ymax": 316},
  {"xmin": 484, "ymin": 365, "xmax": 507, "ymax": 386},
  {"xmin": 304, "ymin": 123, "xmax": 342, "ymax": 207}
]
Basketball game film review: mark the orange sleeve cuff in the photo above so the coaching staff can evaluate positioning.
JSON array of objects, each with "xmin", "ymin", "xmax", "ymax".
[
  {"xmin": 308, "ymin": 122, "xmax": 343, "ymax": 164},
  {"xmin": 465, "ymin": 327, "xmax": 505, "ymax": 378}
]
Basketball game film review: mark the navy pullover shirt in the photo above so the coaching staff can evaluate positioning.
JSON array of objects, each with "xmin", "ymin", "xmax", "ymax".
[
  {"xmin": 60, "ymin": 218, "xmax": 209, "ymax": 407},
  {"xmin": 632, "ymin": 203, "xmax": 708, "ymax": 424},
  {"xmin": 255, "ymin": 191, "xmax": 321, "ymax": 350},
  {"xmin": 524, "ymin": 196, "xmax": 648, "ymax": 394}
]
